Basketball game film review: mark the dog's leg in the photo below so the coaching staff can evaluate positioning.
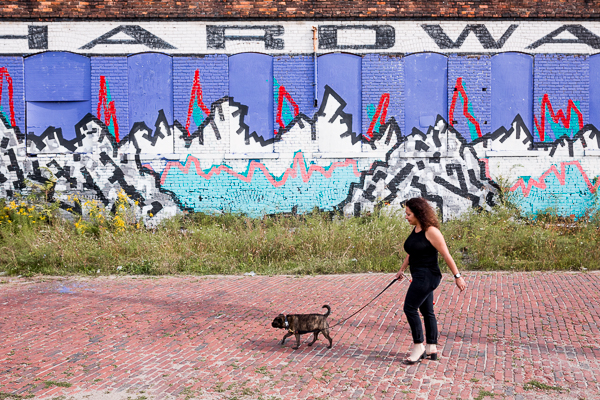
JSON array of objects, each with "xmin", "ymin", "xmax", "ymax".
[
  {"xmin": 280, "ymin": 331, "xmax": 293, "ymax": 345},
  {"xmin": 322, "ymin": 328, "xmax": 333, "ymax": 349},
  {"xmin": 308, "ymin": 330, "xmax": 319, "ymax": 346},
  {"xmin": 293, "ymin": 333, "xmax": 301, "ymax": 349}
]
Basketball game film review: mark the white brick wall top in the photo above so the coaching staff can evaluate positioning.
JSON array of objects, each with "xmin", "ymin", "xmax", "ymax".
[{"xmin": 2, "ymin": 21, "xmax": 600, "ymax": 55}]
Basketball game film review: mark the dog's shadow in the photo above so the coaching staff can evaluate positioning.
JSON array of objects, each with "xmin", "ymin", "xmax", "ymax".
[
  {"xmin": 239, "ymin": 334, "xmax": 333, "ymax": 353},
  {"xmin": 239, "ymin": 336, "xmax": 409, "ymax": 364}
]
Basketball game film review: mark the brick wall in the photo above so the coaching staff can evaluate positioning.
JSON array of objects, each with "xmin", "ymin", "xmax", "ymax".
[
  {"xmin": 273, "ymin": 55, "xmax": 317, "ymax": 133},
  {"xmin": 172, "ymin": 55, "xmax": 229, "ymax": 154},
  {"xmin": 15, "ymin": 52, "xmax": 600, "ymax": 148},
  {"xmin": 361, "ymin": 54, "xmax": 403, "ymax": 141},
  {"xmin": 533, "ymin": 54, "xmax": 589, "ymax": 142},
  {"xmin": 448, "ymin": 54, "xmax": 491, "ymax": 141},
  {"xmin": 173, "ymin": 55, "xmax": 228, "ymax": 133},
  {"xmin": 1, "ymin": 0, "xmax": 596, "ymax": 19},
  {"xmin": 0, "ymin": 57, "xmax": 24, "ymax": 135},
  {"xmin": 1, "ymin": 18, "xmax": 599, "ymax": 221},
  {"xmin": 91, "ymin": 56, "xmax": 129, "ymax": 142},
  {"xmin": 272, "ymin": 56, "xmax": 319, "ymax": 155}
]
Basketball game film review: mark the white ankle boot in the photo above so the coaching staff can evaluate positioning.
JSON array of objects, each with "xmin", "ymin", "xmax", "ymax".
[
  {"xmin": 406, "ymin": 343, "xmax": 426, "ymax": 364},
  {"xmin": 426, "ymin": 344, "xmax": 438, "ymax": 360}
]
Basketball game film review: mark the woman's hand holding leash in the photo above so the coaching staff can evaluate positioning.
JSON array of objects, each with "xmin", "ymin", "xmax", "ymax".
[{"xmin": 395, "ymin": 255, "xmax": 410, "ymax": 281}]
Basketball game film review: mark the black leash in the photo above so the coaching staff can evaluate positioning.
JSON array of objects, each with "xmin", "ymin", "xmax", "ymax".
[{"xmin": 331, "ymin": 274, "xmax": 408, "ymax": 328}]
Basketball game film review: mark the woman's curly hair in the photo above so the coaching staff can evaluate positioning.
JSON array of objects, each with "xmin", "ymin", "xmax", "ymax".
[{"xmin": 405, "ymin": 197, "xmax": 440, "ymax": 231}]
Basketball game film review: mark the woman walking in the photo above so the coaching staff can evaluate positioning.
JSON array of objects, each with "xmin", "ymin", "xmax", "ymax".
[{"xmin": 395, "ymin": 197, "xmax": 466, "ymax": 364}]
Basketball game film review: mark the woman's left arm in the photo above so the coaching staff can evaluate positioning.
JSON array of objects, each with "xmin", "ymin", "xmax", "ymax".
[{"xmin": 425, "ymin": 227, "xmax": 466, "ymax": 291}]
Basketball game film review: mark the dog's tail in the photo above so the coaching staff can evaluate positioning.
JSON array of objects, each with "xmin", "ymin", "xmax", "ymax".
[{"xmin": 322, "ymin": 305, "xmax": 331, "ymax": 317}]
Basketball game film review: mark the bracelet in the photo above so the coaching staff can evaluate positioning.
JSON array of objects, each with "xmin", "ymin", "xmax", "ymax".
[{"xmin": 454, "ymin": 273, "xmax": 461, "ymax": 279}]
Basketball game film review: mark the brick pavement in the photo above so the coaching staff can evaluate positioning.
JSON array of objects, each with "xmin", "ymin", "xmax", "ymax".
[{"xmin": 0, "ymin": 272, "xmax": 599, "ymax": 400}]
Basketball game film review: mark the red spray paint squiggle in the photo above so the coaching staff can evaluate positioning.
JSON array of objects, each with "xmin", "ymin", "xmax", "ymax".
[
  {"xmin": 449, "ymin": 77, "xmax": 482, "ymax": 138},
  {"xmin": 364, "ymin": 93, "xmax": 390, "ymax": 140},
  {"xmin": 533, "ymin": 94, "xmax": 583, "ymax": 142},
  {"xmin": 97, "ymin": 75, "xmax": 120, "ymax": 142},
  {"xmin": 185, "ymin": 69, "xmax": 211, "ymax": 136},
  {"xmin": 0, "ymin": 67, "xmax": 16, "ymax": 127},
  {"xmin": 275, "ymin": 85, "xmax": 300, "ymax": 132}
]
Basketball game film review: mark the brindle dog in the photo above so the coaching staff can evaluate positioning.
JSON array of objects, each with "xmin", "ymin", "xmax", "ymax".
[{"xmin": 271, "ymin": 305, "xmax": 333, "ymax": 350}]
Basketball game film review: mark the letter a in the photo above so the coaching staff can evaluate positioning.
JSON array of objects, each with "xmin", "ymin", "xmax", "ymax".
[{"xmin": 80, "ymin": 25, "xmax": 175, "ymax": 50}]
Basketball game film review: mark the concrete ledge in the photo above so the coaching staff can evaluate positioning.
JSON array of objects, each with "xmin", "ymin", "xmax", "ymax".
[
  {"xmin": 398, "ymin": 151, "xmax": 461, "ymax": 158},
  {"xmin": 312, "ymin": 152, "xmax": 387, "ymax": 159},
  {"xmin": 485, "ymin": 150, "xmax": 540, "ymax": 157},
  {"xmin": 224, "ymin": 153, "xmax": 280, "ymax": 159}
]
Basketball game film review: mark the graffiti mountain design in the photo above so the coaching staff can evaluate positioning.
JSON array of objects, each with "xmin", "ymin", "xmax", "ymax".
[
  {"xmin": 1, "ymin": 87, "xmax": 600, "ymax": 223},
  {"xmin": 342, "ymin": 116, "xmax": 496, "ymax": 220}
]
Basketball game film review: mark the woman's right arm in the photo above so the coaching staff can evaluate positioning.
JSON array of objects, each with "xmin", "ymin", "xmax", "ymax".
[{"xmin": 395, "ymin": 255, "xmax": 409, "ymax": 280}]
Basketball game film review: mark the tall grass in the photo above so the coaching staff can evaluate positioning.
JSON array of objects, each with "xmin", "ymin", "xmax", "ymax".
[
  {"xmin": 0, "ymin": 197, "xmax": 598, "ymax": 276},
  {"xmin": 0, "ymin": 208, "xmax": 410, "ymax": 276},
  {"xmin": 444, "ymin": 205, "xmax": 600, "ymax": 271}
]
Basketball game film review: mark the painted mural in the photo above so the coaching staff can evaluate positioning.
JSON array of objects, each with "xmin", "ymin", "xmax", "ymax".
[{"xmin": 0, "ymin": 21, "xmax": 600, "ymax": 223}]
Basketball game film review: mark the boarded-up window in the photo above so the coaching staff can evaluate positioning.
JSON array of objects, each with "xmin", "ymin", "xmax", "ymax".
[{"xmin": 25, "ymin": 52, "xmax": 91, "ymax": 150}]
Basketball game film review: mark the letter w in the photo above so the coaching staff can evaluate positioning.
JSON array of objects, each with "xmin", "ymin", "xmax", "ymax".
[{"xmin": 422, "ymin": 24, "xmax": 518, "ymax": 49}]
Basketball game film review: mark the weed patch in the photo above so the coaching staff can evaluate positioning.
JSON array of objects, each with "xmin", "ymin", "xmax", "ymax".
[
  {"xmin": 523, "ymin": 380, "xmax": 566, "ymax": 392},
  {"xmin": 43, "ymin": 381, "xmax": 72, "ymax": 388},
  {"xmin": 474, "ymin": 390, "xmax": 495, "ymax": 400},
  {"xmin": 0, "ymin": 393, "xmax": 35, "ymax": 400}
]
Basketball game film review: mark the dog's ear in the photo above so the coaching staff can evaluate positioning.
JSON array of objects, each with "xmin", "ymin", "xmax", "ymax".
[{"xmin": 278, "ymin": 313, "xmax": 285, "ymax": 317}]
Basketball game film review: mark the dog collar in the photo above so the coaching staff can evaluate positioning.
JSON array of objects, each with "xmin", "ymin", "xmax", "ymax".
[{"xmin": 284, "ymin": 316, "xmax": 289, "ymax": 329}]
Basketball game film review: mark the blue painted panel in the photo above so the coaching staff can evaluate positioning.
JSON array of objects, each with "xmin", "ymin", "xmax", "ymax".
[
  {"xmin": 589, "ymin": 54, "xmax": 600, "ymax": 129},
  {"xmin": 27, "ymin": 101, "xmax": 91, "ymax": 139},
  {"xmin": 24, "ymin": 52, "xmax": 90, "ymax": 102},
  {"xmin": 404, "ymin": 53, "xmax": 447, "ymax": 133},
  {"xmin": 229, "ymin": 53, "xmax": 274, "ymax": 141},
  {"xmin": 128, "ymin": 53, "xmax": 173, "ymax": 133},
  {"xmin": 318, "ymin": 53, "xmax": 361, "ymax": 135},
  {"xmin": 491, "ymin": 53, "xmax": 533, "ymax": 134}
]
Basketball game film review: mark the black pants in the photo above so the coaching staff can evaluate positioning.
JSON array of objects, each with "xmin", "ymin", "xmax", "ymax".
[{"xmin": 403, "ymin": 267, "xmax": 442, "ymax": 344}]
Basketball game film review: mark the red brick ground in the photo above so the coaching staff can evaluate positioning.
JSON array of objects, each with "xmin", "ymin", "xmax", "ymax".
[{"xmin": 0, "ymin": 272, "xmax": 598, "ymax": 399}]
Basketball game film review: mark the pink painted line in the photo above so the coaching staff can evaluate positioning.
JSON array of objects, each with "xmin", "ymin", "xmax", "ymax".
[
  {"xmin": 479, "ymin": 158, "xmax": 491, "ymax": 180},
  {"xmin": 142, "ymin": 163, "xmax": 155, "ymax": 172},
  {"xmin": 159, "ymin": 152, "xmax": 362, "ymax": 187},
  {"xmin": 510, "ymin": 160, "xmax": 600, "ymax": 197}
]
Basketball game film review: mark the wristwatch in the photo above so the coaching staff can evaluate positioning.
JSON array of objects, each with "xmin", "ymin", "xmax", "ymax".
[{"xmin": 454, "ymin": 273, "xmax": 461, "ymax": 279}]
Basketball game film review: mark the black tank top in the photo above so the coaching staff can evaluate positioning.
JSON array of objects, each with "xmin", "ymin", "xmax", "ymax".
[{"xmin": 403, "ymin": 228, "xmax": 442, "ymax": 276}]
